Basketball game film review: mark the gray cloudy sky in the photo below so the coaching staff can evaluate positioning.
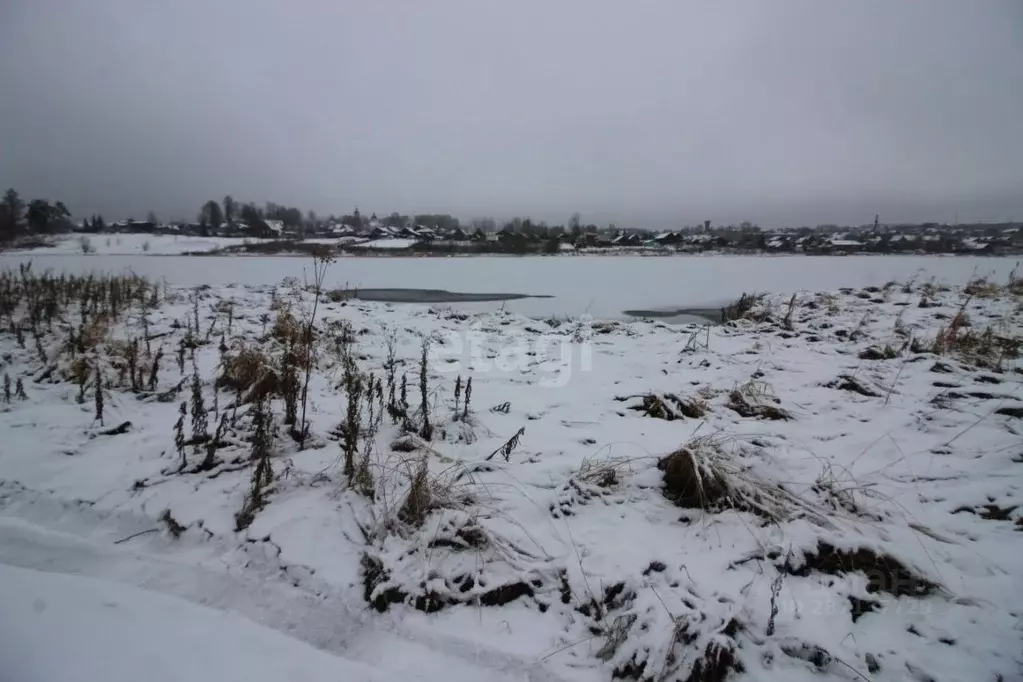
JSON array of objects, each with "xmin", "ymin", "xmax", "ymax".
[{"xmin": 1, "ymin": 1, "xmax": 1021, "ymax": 228}]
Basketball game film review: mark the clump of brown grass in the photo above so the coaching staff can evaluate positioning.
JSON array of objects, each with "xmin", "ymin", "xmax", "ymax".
[
  {"xmin": 391, "ymin": 452, "xmax": 477, "ymax": 529},
  {"xmin": 1007, "ymin": 263, "xmax": 1022, "ymax": 295},
  {"xmin": 624, "ymin": 392, "xmax": 707, "ymax": 420},
  {"xmin": 721, "ymin": 292, "xmax": 768, "ymax": 323},
  {"xmin": 927, "ymin": 295, "xmax": 1021, "ymax": 367},
  {"xmin": 657, "ymin": 434, "xmax": 816, "ymax": 523},
  {"xmin": 270, "ymin": 307, "xmax": 303, "ymax": 346},
  {"xmin": 727, "ymin": 380, "xmax": 791, "ymax": 420},
  {"xmin": 964, "ymin": 276, "xmax": 1002, "ymax": 298},
  {"xmin": 578, "ymin": 453, "xmax": 638, "ymax": 488},
  {"xmin": 217, "ymin": 345, "xmax": 277, "ymax": 401},
  {"xmin": 398, "ymin": 454, "xmax": 433, "ymax": 526},
  {"xmin": 857, "ymin": 344, "xmax": 900, "ymax": 360},
  {"xmin": 78, "ymin": 314, "xmax": 112, "ymax": 350},
  {"xmin": 658, "ymin": 446, "xmax": 731, "ymax": 511}
]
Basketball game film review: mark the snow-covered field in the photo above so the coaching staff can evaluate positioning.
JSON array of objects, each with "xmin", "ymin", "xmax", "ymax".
[
  {"xmin": 0, "ymin": 266, "xmax": 1021, "ymax": 681},
  {"xmin": 6, "ymin": 233, "xmax": 284, "ymax": 256},
  {"xmin": 350, "ymin": 237, "xmax": 421, "ymax": 250},
  {"xmin": 0, "ymin": 252, "xmax": 1018, "ymax": 319}
]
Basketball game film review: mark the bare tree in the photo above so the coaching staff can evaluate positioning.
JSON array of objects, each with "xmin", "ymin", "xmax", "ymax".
[
  {"xmin": 1, "ymin": 189, "xmax": 27, "ymax": 240},
  {"xmin": 223, "ymin": 195, "xmax": 236, "ymax": 225}
]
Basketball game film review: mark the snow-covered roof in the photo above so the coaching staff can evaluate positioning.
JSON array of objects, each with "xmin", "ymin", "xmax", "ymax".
[
  {"xmin": 263, "ymin": 220, "xmax": 284, "ymax": 234},
  {"xmin": 829, "ymin": 238, "xmax": 862, "ymax": 247}
]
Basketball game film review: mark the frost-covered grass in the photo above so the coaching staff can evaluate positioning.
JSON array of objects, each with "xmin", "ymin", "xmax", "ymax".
[{"xmin": 0, "ymin": 265, "xmax": 1021, "ymax": 682}]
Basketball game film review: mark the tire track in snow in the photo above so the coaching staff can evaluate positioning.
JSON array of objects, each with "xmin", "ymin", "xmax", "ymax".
[{"xmin": 0, "ymin": 485, "xmax": 587, "ymax": 682}]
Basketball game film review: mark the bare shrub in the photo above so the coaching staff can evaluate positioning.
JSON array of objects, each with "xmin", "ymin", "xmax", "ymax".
[
  {"xmin": 418, "ymin": 337, "xmax": 433, "ymax": 440},
  {"xmin": 235, "ymin": 397, "xmax": 275, "ymax": 531}
]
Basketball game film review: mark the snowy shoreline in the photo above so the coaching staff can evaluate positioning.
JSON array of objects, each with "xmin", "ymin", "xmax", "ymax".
[
  {"xmin": 4, "ymin": 232, "xmax": 1018, "ymax": 259},
  {"xmin": 0, "ymin": 269, "xmax": 1021, "ymax": 682}
]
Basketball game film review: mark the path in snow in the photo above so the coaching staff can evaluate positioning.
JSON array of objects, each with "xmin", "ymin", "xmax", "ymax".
[
  {"xmin": 0, "ymin": 517, "xmax": 581, "ymax": 682},
  {"xmin": 0, "ymin": 562, "xmax": 388, "ymax": 682}
]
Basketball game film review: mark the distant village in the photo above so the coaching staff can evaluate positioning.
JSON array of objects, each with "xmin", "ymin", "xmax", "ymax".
[
  {"xmin": 74, "ymin": 210, "xmax": 1023, "ymax": 256},
  {"xmin": 2, "ymin": 186, "xmax": 1019, "ymax": 256}
]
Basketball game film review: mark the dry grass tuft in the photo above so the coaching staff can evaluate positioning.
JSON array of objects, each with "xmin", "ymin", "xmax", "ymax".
[
  {"xmin": 398, "ymin": 455, "xmax": 433, "ymax": 526},
  {"xmin": 964, "ymin": 276, "xmax": 1002, "ymax": 299},
  {"xmin": 270, "ymin": 307, "xmax": 303, "ymax": 346},
  {"xmin": 625, "ymin": 392, "xmax": 707, "ymax": 420},
  {"xmin": 726, "ymin": 379, "xmax": 791, "ymax": 420},
  {"xmin": 657, "ymin": 435, "xmax": 815, "ymax": 523},
  {"xmin": 858, "ymin": 344, "xmax": 899, "ymax": 361},
  {"xmin": 578, "ymin": 454, "xmax": 638, "ymax": 488},
  {"xmin": 928, "ymin": 298, "xmax": 1021, "ymax": 367},
  {"xmin": 658, "ymin": 447, "xmax": 731, "ymax": 511},
  {"xmin": 78, "ymin": 314, "xmax": 113, "ymax": 350},
  {"xmin": 388, "ymin": 452, "xmax": 478, "ymax": 529},
  {"xmin": 1008, "ymin": 265, "xmax": 1023, "ymax": 296},
  {"xmin": 721, "ymin": 292, "xmax": 768, "ymax": 323},
  {"xmin": 217, "ymin": 345, "xmax": 278, "ymax": 400}
]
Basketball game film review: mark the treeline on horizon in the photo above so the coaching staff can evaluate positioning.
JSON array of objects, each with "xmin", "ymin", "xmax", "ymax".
[
  {"xmin": 194, "ymin": 196, "xmax": 600, "ymax": 238},
  {"xmin": 4, "ymin": 187, "xmax": 1019, "ymax": 246},
  {"xmin": 0, "ymin": 187, "xmax": 605, "ymax": 241}
]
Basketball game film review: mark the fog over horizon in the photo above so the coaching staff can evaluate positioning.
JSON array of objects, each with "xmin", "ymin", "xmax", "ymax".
[{"xmin": 1, "ymin": 0, "xmax": 1022, "ymax": 229}]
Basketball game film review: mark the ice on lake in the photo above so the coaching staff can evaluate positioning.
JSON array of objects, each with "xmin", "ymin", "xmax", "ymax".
[{"xmin": 1, "ymin": 252, "xmax": 1017, "ymax": 319}]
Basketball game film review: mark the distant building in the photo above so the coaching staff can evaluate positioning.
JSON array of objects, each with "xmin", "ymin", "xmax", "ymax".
[{"xmin": 247, "ymin": 219, "xmax": 284, "ymax": 238}]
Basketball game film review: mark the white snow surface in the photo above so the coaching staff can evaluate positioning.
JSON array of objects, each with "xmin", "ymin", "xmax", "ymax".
[
  {"xmin": 7, "ymin": 233, "xmax": 289, "ymax": 256},
  {"xmin": 0, "ymin": 562, "xmax": 390, "ymax": 682},
  {"xmin": 350, "ymin": 238, "xmax": 421, "ymax": 249},
  {"xmin": 0, "ymin": 269, "xmax": 1022, "ymax": 682}
]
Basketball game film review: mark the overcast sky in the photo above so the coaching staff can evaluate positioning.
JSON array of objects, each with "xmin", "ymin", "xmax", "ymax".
[{"xmin": 1, "ymin": 1, "xmax": 1021, "ymax": 228}]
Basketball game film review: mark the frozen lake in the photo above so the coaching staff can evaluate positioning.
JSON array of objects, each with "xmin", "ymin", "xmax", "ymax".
[{"xmin": 1, "ymin": 253, "xmax": 1017, "ymax": 320}]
